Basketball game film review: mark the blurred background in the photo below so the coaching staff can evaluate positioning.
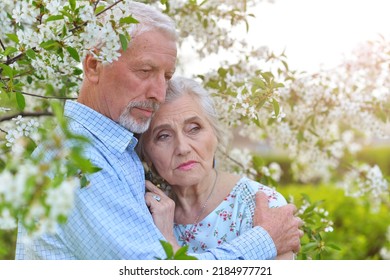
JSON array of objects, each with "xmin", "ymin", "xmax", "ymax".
[{"xmin": 1, "ymin": 0, "xmax": 389, "ymax": 260}]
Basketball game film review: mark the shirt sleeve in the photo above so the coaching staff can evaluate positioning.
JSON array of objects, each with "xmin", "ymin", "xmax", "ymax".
[{"xmin": 193, "ymin": 226, "xmax": 277, "ymax": 260}]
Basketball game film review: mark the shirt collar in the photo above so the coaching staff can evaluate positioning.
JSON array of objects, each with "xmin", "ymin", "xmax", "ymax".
[{"xmin": 64, "ymin": 100, "xmax": 138, "ymax": 152}]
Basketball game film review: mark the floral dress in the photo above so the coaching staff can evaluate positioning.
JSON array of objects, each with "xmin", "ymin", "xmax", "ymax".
[{"xmin": 173, "ymin": 176, "xmax": 287, "ymax": 253}]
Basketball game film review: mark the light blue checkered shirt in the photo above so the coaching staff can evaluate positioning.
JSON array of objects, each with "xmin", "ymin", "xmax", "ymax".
[{"xmin": 15, "ymin": 100, "xmax": 276, "ymax": 260}]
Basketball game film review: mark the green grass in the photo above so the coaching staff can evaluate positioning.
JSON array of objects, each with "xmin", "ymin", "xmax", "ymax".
[{"xmin": 280, "ymin": 183, "xmax": 390, "ymax": 260}]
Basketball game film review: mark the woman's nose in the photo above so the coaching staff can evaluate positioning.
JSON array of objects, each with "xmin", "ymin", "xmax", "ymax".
[{"xmin": 175, "ymin": 134, "xmax": 191, "ymax": 156}]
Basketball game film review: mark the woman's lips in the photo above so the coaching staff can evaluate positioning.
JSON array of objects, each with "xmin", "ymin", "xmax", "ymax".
[{"xmin": 177, "ymin": 161, "xmax": 197, "ymax": 171}]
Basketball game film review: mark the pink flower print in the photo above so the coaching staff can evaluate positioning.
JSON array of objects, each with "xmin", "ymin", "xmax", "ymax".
[
  {"xmin": 229, "ymin": 222, "xmax": 236, "ymax": 232},
  {"xmin": 218, "ymin": 210, "xmax": 232, "ymax": 221}
]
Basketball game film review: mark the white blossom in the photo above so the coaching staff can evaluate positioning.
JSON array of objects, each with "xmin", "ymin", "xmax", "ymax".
[{"xmin": 0, "ymin": 209, "xmax": 17, "ymax": 230}]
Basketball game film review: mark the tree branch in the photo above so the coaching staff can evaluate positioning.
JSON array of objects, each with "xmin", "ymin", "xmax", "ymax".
[
  {"xmin": 18, "ymin": 91, "xmax": 77, "ymax": 100},
  {"xmin": 0, "ymin": 39, "xmax": 6, "ymax": 51},
  {"xmin": 0, "ymin": 111, "xmax": 53, "ymax": 122},
  {"xmin": 4, "ymin": 50, "xmax": 28, "ymax": 66}
]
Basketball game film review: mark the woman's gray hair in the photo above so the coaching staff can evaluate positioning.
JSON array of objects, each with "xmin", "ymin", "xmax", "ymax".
[{"xmin": 165, "ymin": 76, "xmax": 225, "ymax": 147}]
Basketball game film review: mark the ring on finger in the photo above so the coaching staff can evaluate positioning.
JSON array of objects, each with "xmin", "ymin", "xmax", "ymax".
[{"xmin": 152, "ymin": 194, "xmax": 161, "ymax": 202}]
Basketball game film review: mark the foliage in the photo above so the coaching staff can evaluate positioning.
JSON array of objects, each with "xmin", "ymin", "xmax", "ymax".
[
  {"xmin": 0, "ymin": 0, "xmax": 389, "ymax": 259},
  {"xmin": 0, "ymin": 228, "xmax": 16, "ymax": 260},
  {"xmin": 156, "ymin": 240, "xmax": 198, "ymax": 260},
  {"xmin": 283, "ymin": 184, "xmax": 390, "ymax": 260}
]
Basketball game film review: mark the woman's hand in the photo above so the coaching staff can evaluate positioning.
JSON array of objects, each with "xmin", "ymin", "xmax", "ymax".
[{"xmin": 145, "ymin": 180, "xmax": 181, "ymax": 252}]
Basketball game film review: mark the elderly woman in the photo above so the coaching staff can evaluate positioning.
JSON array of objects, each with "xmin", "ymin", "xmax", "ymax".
[{"xmin": 137, "ymin": 76, "xmax": 294, "ymax": 259}]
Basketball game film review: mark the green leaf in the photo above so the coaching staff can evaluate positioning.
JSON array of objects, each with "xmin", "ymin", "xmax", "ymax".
[
  {"xmin": 297, "ymin": 129, "xmax": 305, "ymax": 143},
  {"xmin": 6, "ymin": 33, "xmax": 19, "ymax": 44},
  {"xmin": 159, "ymin": 240, "xmax": 174, "ymax": 259},
  {"xmin": 73, "ymin": 67, "xmax": 83, "ymax": 75},
  {"xmin": 301, "ymin": 242, "xmax": 318, "ymax": 252},
  {"xmin": 26, "ymin": 49, "xmax": 36, "ymax": 60},
  {"xmin": 94, "ymin": 5, "xmax": 106, "ymax": 15},
  {"xmin": 66, "ymin": 46, "xmax": 80, "ymax": 62},
  {"xmin": 3, "ymin": 46, "xmax": 18, "ymax": 56},
  {"xmin": 119, "ymin": 16, "xmax": 138, "ymax": 25},
  {"xmin": 15, "ymin": 92, "xmax": 26, "ymax": 110},
  {"xmin": 45, "ymin": 15, "xmax": 64, "ymax": 22},
  {"xmin": 260, "ymin": 71, "xmax": 273, "ymax": 83},
  {"xmin": 61, "ymin": 24, "xmax": 67, "ymax": 39},
  {"xmin": 40, "ymin": 40, "xmax": 60, "ymax": 50},
  {"xmin": 251, "ymin": 77, "xmax": 266, "ymax": 89},
  {"xmin": 0, "ymin": 158, "xmax": 6, "ymax": 172},
  {"xmin": 79, "ymin": 173, "xmax": 90, "ymax": 188},
  {"xmin": 272, "ymin": 98, "xmax": 280, "ymax": 117},
  {"xmin": 69, "ymin": 0, "xmax": 76, "ymax": 11},
  {"xmin": 119, "ymin": 34, "xmax": 128, "ymax": 51},
  {"xmin": 0, "ymin": 63, "xmax": 14, "ymax": 78},
  {"xmin": 327, "ymin": 243, "xmax": 341, "ymax": 250},
  {"xmin": 174, "ymin": 246, "xmax": 198, "ymax": 260}
]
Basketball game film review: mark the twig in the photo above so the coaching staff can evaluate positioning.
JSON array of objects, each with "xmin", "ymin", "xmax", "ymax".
[
  {"xmin": 17, "ymin": 91, "xmax": 77, "ymax": 100},
  {"xmin": 0, "ymin": 39, "xmax": 6, "ymax": 51},
  {"xmin": 0, "ymin": 111, "xmax": 53, "ymax": 122}
]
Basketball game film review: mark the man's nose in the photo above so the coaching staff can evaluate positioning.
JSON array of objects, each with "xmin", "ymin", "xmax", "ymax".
[{"xmin": 148, "ymin": 75, "xmax": 168, "ymax": 103}]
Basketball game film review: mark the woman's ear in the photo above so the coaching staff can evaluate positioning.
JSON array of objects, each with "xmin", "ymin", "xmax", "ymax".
[{"xmin": 83, "ymin": 53, "xmax": 100, "ymax": 84}]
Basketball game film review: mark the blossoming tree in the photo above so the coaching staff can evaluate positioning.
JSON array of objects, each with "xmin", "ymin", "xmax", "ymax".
[{"xmin": 0, "ymin": 0, "xmax": 389, "ymax": 258}]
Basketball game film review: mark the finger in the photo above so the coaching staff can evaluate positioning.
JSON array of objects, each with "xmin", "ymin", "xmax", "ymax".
[
  {"xmin": 145, "ymin": 191, "xmax": 161, "ymax": 207},
  {"xmin": 255, "ymin": 191, "xmax": 270, "ymax": 211},
  {"xmin": 145, "ymin": 194, "xmax": 152, "ymax": 207},
  {"xmin": 145, "ymin": 180, "xmax": 166, "ymax": 196},
  {"xmin": 290, "ymin": 204, "xmax": 298, "ymax": 215},
  {"xmin": 296, "ymin": 217, "xmax": 304, "ymax": 227}
]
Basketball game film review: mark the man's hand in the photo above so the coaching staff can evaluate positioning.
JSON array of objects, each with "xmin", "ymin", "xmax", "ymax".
[{"xmin": 253, "ymin": 191, "xmax": 304, "ymax": 255}]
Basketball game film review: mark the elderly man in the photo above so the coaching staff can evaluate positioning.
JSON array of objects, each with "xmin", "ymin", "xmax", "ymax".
[{"xmin": 15, "ymin": 1, "xmax": 302, "ymax": 260}]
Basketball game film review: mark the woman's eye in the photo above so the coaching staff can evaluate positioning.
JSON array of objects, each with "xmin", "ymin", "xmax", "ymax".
[
  {"xmin": 188, "ymin": 125, "xmax": 200, "ymax": 134},
  {"xmin": 156, "ymin": 133, "xmax": 169, "ymax": 141}
]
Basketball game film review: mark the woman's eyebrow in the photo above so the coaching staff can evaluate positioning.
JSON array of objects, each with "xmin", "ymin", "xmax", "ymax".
[
  {"xmin": 151, "ymin": 115, "xmax": 201, "ymax": 133},
  {"xmin": 152, "ymin": 123, "xmax": 171, "ymax": 134}
]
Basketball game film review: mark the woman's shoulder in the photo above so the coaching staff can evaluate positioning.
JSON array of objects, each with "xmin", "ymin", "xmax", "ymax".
[{"xmin": 234, "ymin": 176, "xmax": 288, "ymax": 207}]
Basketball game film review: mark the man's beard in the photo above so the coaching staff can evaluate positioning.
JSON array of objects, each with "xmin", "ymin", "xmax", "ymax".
[{"xmin": 118, "ymin": 100, "xmax": 159, "ymax": 133}]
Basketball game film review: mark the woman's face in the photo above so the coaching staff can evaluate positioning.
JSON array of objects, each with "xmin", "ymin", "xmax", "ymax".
[{"xmin": 143, "ymin": 93, "xmax": 218, "ymax": 187}]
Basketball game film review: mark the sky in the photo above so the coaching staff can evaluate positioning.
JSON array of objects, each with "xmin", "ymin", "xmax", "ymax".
[
  {"xmin": 182, "ymin": 0, "xmax": 390, "ymax": 75},
  {"xmin": 246, "ymin": 0, "xmax": 390, "ymax": 72}
]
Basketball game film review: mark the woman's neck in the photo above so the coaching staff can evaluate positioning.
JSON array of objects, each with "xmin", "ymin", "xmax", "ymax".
[{"xmin": 173, "ymin": 171, "xmax": 240, "ymax": 225}]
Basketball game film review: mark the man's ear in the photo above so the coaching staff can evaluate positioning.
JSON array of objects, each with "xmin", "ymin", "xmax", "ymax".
[{"xmin": 83, "ymin": 53, "xmax": 100, "ymax": 84}]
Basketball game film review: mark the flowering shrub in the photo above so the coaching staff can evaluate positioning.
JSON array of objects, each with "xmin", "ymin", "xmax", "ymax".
[{"xmin": 0, "ymin": 0, "xmax": 389, "ymax": 259}]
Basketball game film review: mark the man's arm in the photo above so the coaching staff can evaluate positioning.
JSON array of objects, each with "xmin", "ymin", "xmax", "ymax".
[
  {"xmin": 193, "ymin": 226, "xmax": 277, "ymax": 260},
  {"xmin": 253, "ymin": 192, "xmax": 304, "ymax": 256}
]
